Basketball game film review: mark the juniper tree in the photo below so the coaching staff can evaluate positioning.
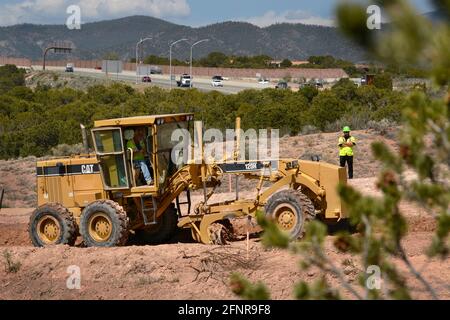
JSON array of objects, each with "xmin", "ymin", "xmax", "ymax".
[{"xmin": 232, "ymin": 0, "xmax": 449, "ymax": 300}]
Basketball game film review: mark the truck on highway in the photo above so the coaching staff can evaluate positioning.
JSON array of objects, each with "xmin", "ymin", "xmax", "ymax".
[
  {"xmin": 177, "ymin": 74, "xmax": 192, "ymax": 87},
  {"xmin": 65, "ymin": 63, "xmax": 74, "ymax": 72}
]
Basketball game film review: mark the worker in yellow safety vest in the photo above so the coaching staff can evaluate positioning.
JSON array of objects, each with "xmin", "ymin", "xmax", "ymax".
[
  {"xmin": 338, "ymin": 126, "xmax": 356, "ymax": 179},
  {"xmin": 126, "ymin": 128, "xmax": 153, "ymax": 185}
]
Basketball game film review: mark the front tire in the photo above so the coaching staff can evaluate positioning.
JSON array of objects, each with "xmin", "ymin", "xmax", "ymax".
[
  {"xmin": 29, "ymin": 203, "xmax": 78, "ymax": 247},
  {"xmin": 264, "ymin": 189, "xmax": 314, "ymax": 240},
  {"xmin": 80, "ymin": 200, "xmax": 128, "ymax": 247}
]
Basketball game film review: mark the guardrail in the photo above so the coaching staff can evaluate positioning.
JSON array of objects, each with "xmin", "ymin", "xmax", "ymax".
[
  {"xmin": 1, "ymin": 56, "xmax": 348, "ymax": 81},
  {"xmin": 0, "ymin": 57, "xmax": 32, "ymax": 67}
]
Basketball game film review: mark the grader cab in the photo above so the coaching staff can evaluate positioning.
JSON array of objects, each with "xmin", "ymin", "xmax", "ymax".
[{"xmin": 29, "ymin": 113, "xmax": 348, "ymax": 247}]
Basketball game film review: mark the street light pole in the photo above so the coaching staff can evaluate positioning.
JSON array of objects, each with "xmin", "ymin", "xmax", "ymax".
[
  {"xmin": 169, "ymin": 38, "xmax": 188, "ymax": 89},
  {"xmin": 135, "ymin": 37, "xmax": 152, "ymax": 84},
  {"xmin": 190, "ymin": 39, "xmax": 209, "ymax": 88}
]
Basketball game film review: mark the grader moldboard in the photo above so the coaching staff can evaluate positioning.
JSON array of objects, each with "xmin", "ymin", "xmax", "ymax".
[{"xmin": 29, "ymin": 113, "xmax": 348, "ymax": 247}]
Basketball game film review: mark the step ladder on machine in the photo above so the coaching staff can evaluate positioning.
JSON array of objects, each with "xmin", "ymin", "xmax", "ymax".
[
  {"xmin": 175, "ymin": 190, "xmax": 191, "ymax": 217},
  {"xmin": 140, "ymin": 194, "xmax": 157, "ymax": 226}
]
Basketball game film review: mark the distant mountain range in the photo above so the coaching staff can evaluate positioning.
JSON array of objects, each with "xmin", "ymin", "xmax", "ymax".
[
  {"xmin": 0, "ymin": 15, "xmax": 370, "ymax": 62},
  {"xmin": 1, "ymin": 10, "xmax": 444, "ymax": 63}
]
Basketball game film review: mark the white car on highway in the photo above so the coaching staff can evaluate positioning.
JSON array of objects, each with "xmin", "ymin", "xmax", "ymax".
[
  {"xmin": 211, "ymin": 79, "xmax": 224, "ymax": 87},
  {"xmin": 258, "ymin": 78, "xmax": 270, "ymax": 85}
]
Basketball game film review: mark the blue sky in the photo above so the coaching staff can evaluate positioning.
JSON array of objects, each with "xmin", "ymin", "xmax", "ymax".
[
  {"xmin": 0, "ymin": 0, "xmax": 434, "ymax": 27},
  {"xmin": 174, "ymin": 0, "xmax": 432, "ymax": 26}
]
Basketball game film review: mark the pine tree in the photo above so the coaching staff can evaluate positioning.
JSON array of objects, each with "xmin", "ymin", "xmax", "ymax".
[{"xmin": 232, "ymin": 0, "xmax": 449, "ymax": 300}]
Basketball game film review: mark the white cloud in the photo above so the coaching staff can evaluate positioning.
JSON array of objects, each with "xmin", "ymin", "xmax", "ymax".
[
  {"xmin": 243, "ymin": 10, "xmax": 335, "ymax": 27},
  {"xmin": 78, "ymin": 0, "xmax": 190, "ymax": 19},
  {"xmin": 0, "ymin": 0, "xmax": 191, "ymax": 26}
]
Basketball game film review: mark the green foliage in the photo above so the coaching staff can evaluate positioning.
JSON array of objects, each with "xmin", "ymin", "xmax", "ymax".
[
  {"xmin": 0, "ymin": 68, "xmax": 412, "ymax": 159},
  {"xmin": 141, "ymin": 52, "xmax": 278, "ymax": 69},
  {"xmin": 336, "ymin": 4, "xmax": 374, "ymax": 48},
  {"xmin": 385, "ymin": 64, "xmax": 429, "ymax": 78},
  {"xmin": 332, "ymin": 78, "xmax": 358, "ymax": 101},
  {"xmin": 143, "ymin": 55, "xmax": 185, "ymax": 66},
  {"xmin": 308, "ymin": 91, "xmax": 347, "ymax": 130},
  {"xmin": 230, "ymin": 273, "xmax": 270, "ymax": 300},
  {"xmin": 298, "ymin": 85, "xmax": 319, "ymax": 102},
  {"xmin": 301, "ymin": 55, "xmax": 361, "ymax": 77},
  {"xmin": 232, "ymin": 0, "xmax": 449, "ymax": 300},
  {"xmin": 280, "ymin": 59, "xmax": 293, "ymax": 68},
  {"xmin": 198, "ymin": 52, "xmax": 228, "ymax": 67},
  {"xmin": 0, "ymin": 16, "xmax": 367, "ymax": 62},
  {"xmin": 3, "ymin": 250, "xmax": 21, "ymax": 273},
  {"xmin": 196, "ymin": 53, "xmax": 274, "ymax": 69},
  {"xmin": 295, "ymin": 278, "xmax": 340, "ymax": 300},
  {"xmin": 0, "ymin": 65, "xmax": 25, "ymax": 94},
  {"xmin": 255, "ymin": 211, "xmax": 290, "ymax": 248},
  {"xmin": 373, "ymin": 73, "xmax": 393, "ymax": 90}
]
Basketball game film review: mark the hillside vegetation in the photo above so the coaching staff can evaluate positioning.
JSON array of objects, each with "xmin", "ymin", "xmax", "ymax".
[
  {"xmin": 0, "ymin": 64, "xmax": 411, "ymax": 159},
  {"xmin": 0, "ymin": 16, "xmax": 365, "ymax": 61}
]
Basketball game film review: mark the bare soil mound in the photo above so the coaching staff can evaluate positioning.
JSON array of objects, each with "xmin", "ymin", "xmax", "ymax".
[{"xmin": 1, "ymin": 176, "xmax": 447, "ymax": 300}]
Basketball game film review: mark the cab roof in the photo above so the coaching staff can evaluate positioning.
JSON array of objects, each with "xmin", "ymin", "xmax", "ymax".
[{"xmin": 93, "ymin": 113, "xmax": 194, "ymax": 127}]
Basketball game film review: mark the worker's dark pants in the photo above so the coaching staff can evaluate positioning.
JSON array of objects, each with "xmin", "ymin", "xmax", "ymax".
[{"xmin": 340, "ymin": 155, "xmax": 353, "ymax": 179}]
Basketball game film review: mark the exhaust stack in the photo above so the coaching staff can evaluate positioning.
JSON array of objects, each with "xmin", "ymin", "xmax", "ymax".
[{"xmin": 80, "ymin": 124, "xmax": 89, "ymax": 153}]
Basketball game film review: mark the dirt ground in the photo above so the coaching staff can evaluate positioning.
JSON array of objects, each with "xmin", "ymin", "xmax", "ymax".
[{"xmin": 0, "ymin": 176, "xmax": 448, "ymax": 300}]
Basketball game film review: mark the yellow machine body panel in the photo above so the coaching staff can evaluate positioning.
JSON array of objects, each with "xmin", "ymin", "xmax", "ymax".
[
  {"xmin": 93, "ymin": 113, "xmax": 194, "ymax": 128},
  {"xmin": 31, "ymin": 113, "xmax": 349, "ymax": 246},
  {"xmin": 36, "ymin": 155, "xmax": 105, "ymax": 220},
  {"xmin": 297, "ymin": 160, "xmax": 348, "ymax": 219}
]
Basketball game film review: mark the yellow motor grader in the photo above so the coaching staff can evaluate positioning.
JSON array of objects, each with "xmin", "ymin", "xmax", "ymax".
[{"xmin": 29, "ymin": 113, "xmax": 348, "ymax": 247}]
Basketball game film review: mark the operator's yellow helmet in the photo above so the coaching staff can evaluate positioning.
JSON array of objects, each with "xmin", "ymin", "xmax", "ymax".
[{"xmin": 343, "ymin": 126, "xmax": 351, "ymax": 132}]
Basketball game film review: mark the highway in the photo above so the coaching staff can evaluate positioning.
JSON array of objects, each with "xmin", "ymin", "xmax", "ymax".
[{"xmin": 33, "ymin": 66, "xmax": 273, "ymax": 94}]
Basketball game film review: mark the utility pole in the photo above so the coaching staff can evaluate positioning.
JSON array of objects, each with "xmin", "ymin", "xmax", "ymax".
[
  {"xmin": 135, "ymin": 37, "xmax": 152, "ymax": 84},
  {"xmin": 169, "ymin": 38, "xmax": 188, "ymax": 89},
  {"xmin": 190, "ymin": 39, "xmax": 209, "ymax": 88}
]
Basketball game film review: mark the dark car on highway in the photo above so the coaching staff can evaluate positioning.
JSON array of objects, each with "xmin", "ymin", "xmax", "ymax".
[
  {"xmin": 275, "ymin": 81, "xmax": 289, "ymax": 89},
  {"xmin": 142, "ymin": 76, "xmax": 152, "ymax": 83}
]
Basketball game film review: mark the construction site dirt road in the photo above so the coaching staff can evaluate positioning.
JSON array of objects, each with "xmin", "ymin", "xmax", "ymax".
[{"xmin": 0, "ymin": 177, "xmax": 447, "ymax": 300}]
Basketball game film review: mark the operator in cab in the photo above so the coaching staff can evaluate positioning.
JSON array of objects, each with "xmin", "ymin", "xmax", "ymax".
[{"xmin": 127, "ymin": 127, "xmax": 153, "ymax": 185}]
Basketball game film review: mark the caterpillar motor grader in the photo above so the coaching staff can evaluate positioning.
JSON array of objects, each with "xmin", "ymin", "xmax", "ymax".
[{"xmin": 29, "ymin": 113, "xmax": 348, "ymax": 247}]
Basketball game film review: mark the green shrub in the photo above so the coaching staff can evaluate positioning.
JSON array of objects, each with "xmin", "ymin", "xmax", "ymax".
[
  {"xmin": 3, "ymin": 250, "xmax": 21, "ymax": 273},
  {"xmin": 51, "ymin": 143, "xmax": 85, "ymax": 156},
  {"xmin": 308, "ymin": 91, "xmax": 348, "ymax": 130},
  {"xmin": 0, "ymin": 67, "xmax": 412, "ymax": 159},
  {"xmin": 373, "ymin": 73, "xmax": 393, "ymax": 90}
]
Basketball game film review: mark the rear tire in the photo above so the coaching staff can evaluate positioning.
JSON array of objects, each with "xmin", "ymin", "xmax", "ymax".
[
  {"xmin": 135, "ymin": 204, "xmax": 178, "ymax": 244},
  {"xmin": 28, "ymin": 203, "xmax": 78, "ymax": 247},
  {"xmin": 80, "ymin": 200, "xmax": 128, "ymax": 247},
  {"xmin": 264, "ymin": 189, "xmax": 314, "ymax": 240}
]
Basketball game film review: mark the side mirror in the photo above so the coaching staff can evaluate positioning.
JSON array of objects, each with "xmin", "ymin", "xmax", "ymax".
[{"xmin": 80, "ymin": 124, "xmax": 89, "ymax": 153}]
